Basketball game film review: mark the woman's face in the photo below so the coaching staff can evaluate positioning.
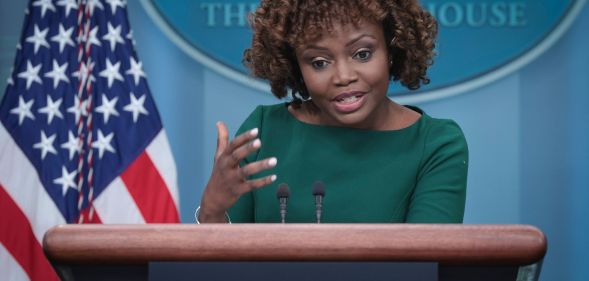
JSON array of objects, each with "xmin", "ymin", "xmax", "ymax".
[{"xmin": 295, "ymin": 20, "xmax": 391, "ymax": 129}]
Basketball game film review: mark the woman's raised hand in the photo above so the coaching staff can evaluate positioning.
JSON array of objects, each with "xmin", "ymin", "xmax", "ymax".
[{"xmin": 198, "ymin": 122, "xmax": 277, "ymax": 222}]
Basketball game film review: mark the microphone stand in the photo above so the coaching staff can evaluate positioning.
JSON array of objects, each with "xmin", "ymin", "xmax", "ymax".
[
  {"xmin": 276, "ymin": 183, "xmax": 290, "ymax": 224},
  {"xmin": 312, "ymin": 181, "xmax": 325, "ymax": 224}
]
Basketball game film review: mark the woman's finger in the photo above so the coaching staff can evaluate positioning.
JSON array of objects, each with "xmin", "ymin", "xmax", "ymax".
[
  {"xmin": 215, "ymin": 121, "xmax": 229, "ymax": 160},
  {"xmin": 226, "ymin": 138, "xmax": 262, "ymax": 167},
  {"xmin": 240, "ymin": 157, "xmax": 278, "ymax": 178},
  {"xmin": 224, "ymin": 127, "xmax": 259, "ymax": 156},
  {"xmin": 244, "ymin": 175, "xmax": 278, "ymax": 192}
]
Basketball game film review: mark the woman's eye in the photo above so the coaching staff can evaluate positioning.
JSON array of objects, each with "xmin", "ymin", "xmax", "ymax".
[
  {"xmin": 354, "ymin": 50, "xmax": 372, "ymax": 61},
  {"xmin": 311, "ymin": 60, "xmax": 328, "ymax": 70}
]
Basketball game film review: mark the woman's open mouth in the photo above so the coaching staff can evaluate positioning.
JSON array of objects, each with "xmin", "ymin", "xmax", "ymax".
[{"xmin": 332, "ymin": 92, "xmax": 367, "ymax": 113}]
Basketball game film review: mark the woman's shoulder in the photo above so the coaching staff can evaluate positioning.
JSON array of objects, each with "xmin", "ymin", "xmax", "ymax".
[
  {"xmin": 404, "ymin": 106, "xmax": 459, "ymax": 133},
  {"xmin": 252, "ymin": 102, "xmax": 319, "ymax": 125},
  {"xmin": 413, "ymin": 108, "xmax": 468, "ymax": 158},
  {"xmin": 249, "ymin": 102, "xmax": 290, "ymax": 117},
  {"xmin": 247, "ymin": 103, "xmax": 293, "ymax": 126},
  {"xmin": 422, "ymin": 114, "xmax": 465, "ymax": 141},
  {"xmin": 237, "ymin": 103, "xmax": 291, "ymax": 134}
]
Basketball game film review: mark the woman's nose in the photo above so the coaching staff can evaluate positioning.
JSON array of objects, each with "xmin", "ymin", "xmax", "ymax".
[{"xmin": 332, "ymin": 60, "xmax": 358, "ymax": 86}]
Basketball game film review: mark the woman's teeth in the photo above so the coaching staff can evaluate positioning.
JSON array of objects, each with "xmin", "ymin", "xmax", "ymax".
[{"xmin": 338, "ymin": 95, "xmax": 359, "ymax": 104}]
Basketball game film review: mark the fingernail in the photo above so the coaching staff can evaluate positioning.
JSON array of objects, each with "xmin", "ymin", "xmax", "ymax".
[
  {"xmin": 250, "ymin": 128, "xmax": 258, "ymax": 136},
  {"xmin": 252, "ymin": 139, "xmax": 261, "ymax": 148},
  {"xmin": 270, "ymin": 175, "xmax": 277, "ymax": 182},
  {"xmin": 267, "ymin": 157, "xmax": 277, "ymax": 167}
]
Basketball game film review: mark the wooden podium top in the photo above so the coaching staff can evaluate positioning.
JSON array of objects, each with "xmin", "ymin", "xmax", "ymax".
[{"xmin": 43, "ymin": 224, "xmax": 546, "ymax": 266}]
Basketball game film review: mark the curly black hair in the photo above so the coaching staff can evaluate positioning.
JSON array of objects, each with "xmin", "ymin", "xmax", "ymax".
[{"xmin": 243, "ymin": 0, "xmax": 437, "ymax": 104}]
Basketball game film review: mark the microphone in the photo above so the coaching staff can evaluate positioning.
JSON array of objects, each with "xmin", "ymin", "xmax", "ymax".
[
  {"xmin": 276, "ymin": 183, "xmax": 290, "ymax": 224},
  {"xmin": 312, "ymin": 181, "xmax": 325, "ymax": 223}
]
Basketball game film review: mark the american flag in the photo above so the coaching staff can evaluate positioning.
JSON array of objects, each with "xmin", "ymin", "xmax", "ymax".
[{"xmin": 0, "ymin": 1, "xmax": 180, "ymax": 280}]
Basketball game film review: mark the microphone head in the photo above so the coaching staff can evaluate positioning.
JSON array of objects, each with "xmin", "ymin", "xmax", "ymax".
[
  {"xmin": 276, "ymin": 183, "xmax": 290, "ymax": 199},
  {"xmin": 312, "ymin": 181, "xmax": 325, "ymax": 196}
]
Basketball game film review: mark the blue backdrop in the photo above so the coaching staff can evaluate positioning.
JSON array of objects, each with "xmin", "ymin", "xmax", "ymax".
[{"xmin": 1, "ymin": 1, "xmax": 587, "ymax": 281}]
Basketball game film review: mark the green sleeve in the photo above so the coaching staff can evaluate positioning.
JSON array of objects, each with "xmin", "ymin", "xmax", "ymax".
[
  {"xmin": 227, "ymin": 106, "xmax": 264, "ymax": 223},
  {"xmin": 406, "ymin": 120, "xmax": 468, "ymax": 223}
]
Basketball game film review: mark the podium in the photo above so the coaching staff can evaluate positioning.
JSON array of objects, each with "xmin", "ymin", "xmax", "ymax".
[{"xmin": 43, "ymin": 224, "xmax": 546, "ymax": 281}]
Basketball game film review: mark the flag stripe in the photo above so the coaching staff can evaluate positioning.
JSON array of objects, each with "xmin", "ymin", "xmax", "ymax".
[
  {"xmin": 146, "ymin": 130, "xmax": 179, "ymax": 207},
  {"xmin": 78, "ymin": 205, "xmax": 102, "ymax": 224},
  {"xmin": 93, "ymin": 177, "xmax": 146, "ymax": 224},
  {"xmin": 0, "ymin": 243, "xmax": 29, "ymax": 281},
  {"xmin": 121, "ymin": 151, "xmax": 180, "ymax": 223},
  {"xmin": 1, "ymin": 2, "xmax": 181, "ymax": 280},
  {"xmin": 0, "ymin": 186, "xmax": 59, "ymax": 281},
  {"xmin": 0, "ymin": 123, "xmax": 66, "ymax": 242}
]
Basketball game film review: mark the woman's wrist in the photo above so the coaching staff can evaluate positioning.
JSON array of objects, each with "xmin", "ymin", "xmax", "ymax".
[{"xmin": 196, "ymin": 204, "xmax": 229, "ymax": 223}]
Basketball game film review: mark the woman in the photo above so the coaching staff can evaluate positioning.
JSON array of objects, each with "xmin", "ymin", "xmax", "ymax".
[{"xmin": 197, "ymin": 0, "xmax": 468, "ymax": 223}]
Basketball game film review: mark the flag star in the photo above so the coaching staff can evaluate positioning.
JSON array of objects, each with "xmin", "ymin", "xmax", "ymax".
[
  {"xmin": 87, "ymin": 26, "xmax": 102, "ymax": 47},
  {"xmin": 56, "ymin": 0, "xmax": 78, "ymax": 17},
  {"xmin": 126, "ymin": 57, "xmax": 146, "ymax": 85},
  {"xmin": 45, "ymin": 60, "xmax": 70, "ymax": 88},
  {"xmin": 38, "ymin": 96, "xmax": 64, "ymax": 124},
  {"xmin": 53, "ymin": 166, "xmax": 77, "ymax": 196},
  {"xmin": 86, "ymin": 0, "xmax": 104, "ymax": 15},
  {"xmin": 25, "ymin": 25, "xmax": 50, "ymax": 54},
  {"xmin": 51, "ymin": 24, "xmax": 75, "ymax": 53},
  {"xmin": 92, "ymin": 130, "xmax": 116, "ymax": 159},
  {"xmin": 61, "ymin": 131, "xmax": 81, "ymax": 160},
  {"xmin": 95, "ymin": 94, "xmax": 119, "ymax": 123},
  {"xmin": 16, "ymin": 43, "xmax": 21, "ymax": 50},
  {"xmin": 33, "ymin": 131, "xmax": 58, "ymax": 160},
  {"xmin": 17, "ymin": 60, "xmax": 43, "ymax": 90},
  {"xmin": 10, "ymin": 96, "xmax": 35, "ymax": 125},
  {"xmin": 99, "ymin": 59, "xmax": 124, "ymax": 88},
  {"xmin": 102, "ymin": 22, "xmax": 125, "ymax": 51},
  {"xmin": 32, "ymin": 0, "xmax": 56, "ymax": 18},
  {"xmin": 67, "ymin": 97, "xmax": 88, "ymax": 123},
  {"xmin": 72, "ymin": 60, "xmax": 95, "ymax": 85},
  {"xmin": 78, "ymin": 26, "xmax": 102, "ymax": 46},
  {"xmin": 126, "ymin": 29, "xmax": 136, "ymax": 46},
  {"xmin": 123, "ymin": 93, "xmax": 149, "ymax": 123},
  {"xmin": 105, "ymin": 0, "xmax": 126, "ymax": 14},
  {"xmin": 7, "ymin": 67, "xmax": 14, "ymax": 86}
]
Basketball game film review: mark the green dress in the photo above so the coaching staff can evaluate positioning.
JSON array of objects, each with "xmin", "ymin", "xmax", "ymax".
[{"xmin": 228, "ymin": 103, "xmax": 468, "ymax": 223}]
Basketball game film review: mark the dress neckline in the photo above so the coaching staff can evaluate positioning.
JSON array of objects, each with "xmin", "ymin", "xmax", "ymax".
[{"xmin": 282, "ymin": 102, "xmax": 427, "ymax": 134}]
